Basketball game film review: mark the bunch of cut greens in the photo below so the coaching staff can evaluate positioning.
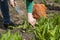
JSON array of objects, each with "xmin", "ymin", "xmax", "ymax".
[
  {"xmin": 33, "ymin": 14, "xmax": 60, "ymax": 40},
  {"xmin": 0, "ymin": 31, "xmax": 22, "ymax": 40},
  {"xmin": 0, "ymin": 14, "xmax": 60, "ymax": 40}
]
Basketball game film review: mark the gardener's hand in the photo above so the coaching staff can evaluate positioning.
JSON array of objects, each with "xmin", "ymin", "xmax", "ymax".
[
  {"xmin": 28, "ymin": 13, "xmax": 36, "ymax": 26},
  {"xmin": 9, "ymin": 0, "xmax": 16, "ymax": 7}
]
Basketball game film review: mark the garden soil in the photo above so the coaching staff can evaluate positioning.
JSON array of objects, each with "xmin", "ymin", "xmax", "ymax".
[{"xmin": 0, "ymin": 0, "xmax": 60, "ymax": 40}]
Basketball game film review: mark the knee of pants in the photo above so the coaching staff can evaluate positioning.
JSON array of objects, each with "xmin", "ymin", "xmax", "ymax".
[{"xmin": 0, "ymin": 0, "xmax": 6, "ymax": 2}]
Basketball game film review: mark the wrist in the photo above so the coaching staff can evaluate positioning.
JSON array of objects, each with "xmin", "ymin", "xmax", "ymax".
[{"xmin": 28, "ymin": 13, "xmax": 33, "ymax": 18}]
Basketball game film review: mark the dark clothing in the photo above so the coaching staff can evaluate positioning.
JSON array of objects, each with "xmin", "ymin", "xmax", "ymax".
[
  {"xmin": 0, "ymin": 0, "xmax": 10, "ymax": 24},
  {"xmin": 27, "ymin": 0, "xmax": 33, "ymax": 2}
]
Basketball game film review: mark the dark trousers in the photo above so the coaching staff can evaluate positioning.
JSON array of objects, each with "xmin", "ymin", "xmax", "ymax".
[{"xmin": 0, "ymin": 0, "xmax": 10, "ymax": 24}]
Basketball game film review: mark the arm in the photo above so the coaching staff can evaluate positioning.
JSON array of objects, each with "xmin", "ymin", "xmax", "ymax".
[
  {"xmin": 26, "ymin": 0, "xmax": 36, "ymax": 26},
  {"xmin": 26, "ymin": 0, "xmax": 34, "ymax": 13}
]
